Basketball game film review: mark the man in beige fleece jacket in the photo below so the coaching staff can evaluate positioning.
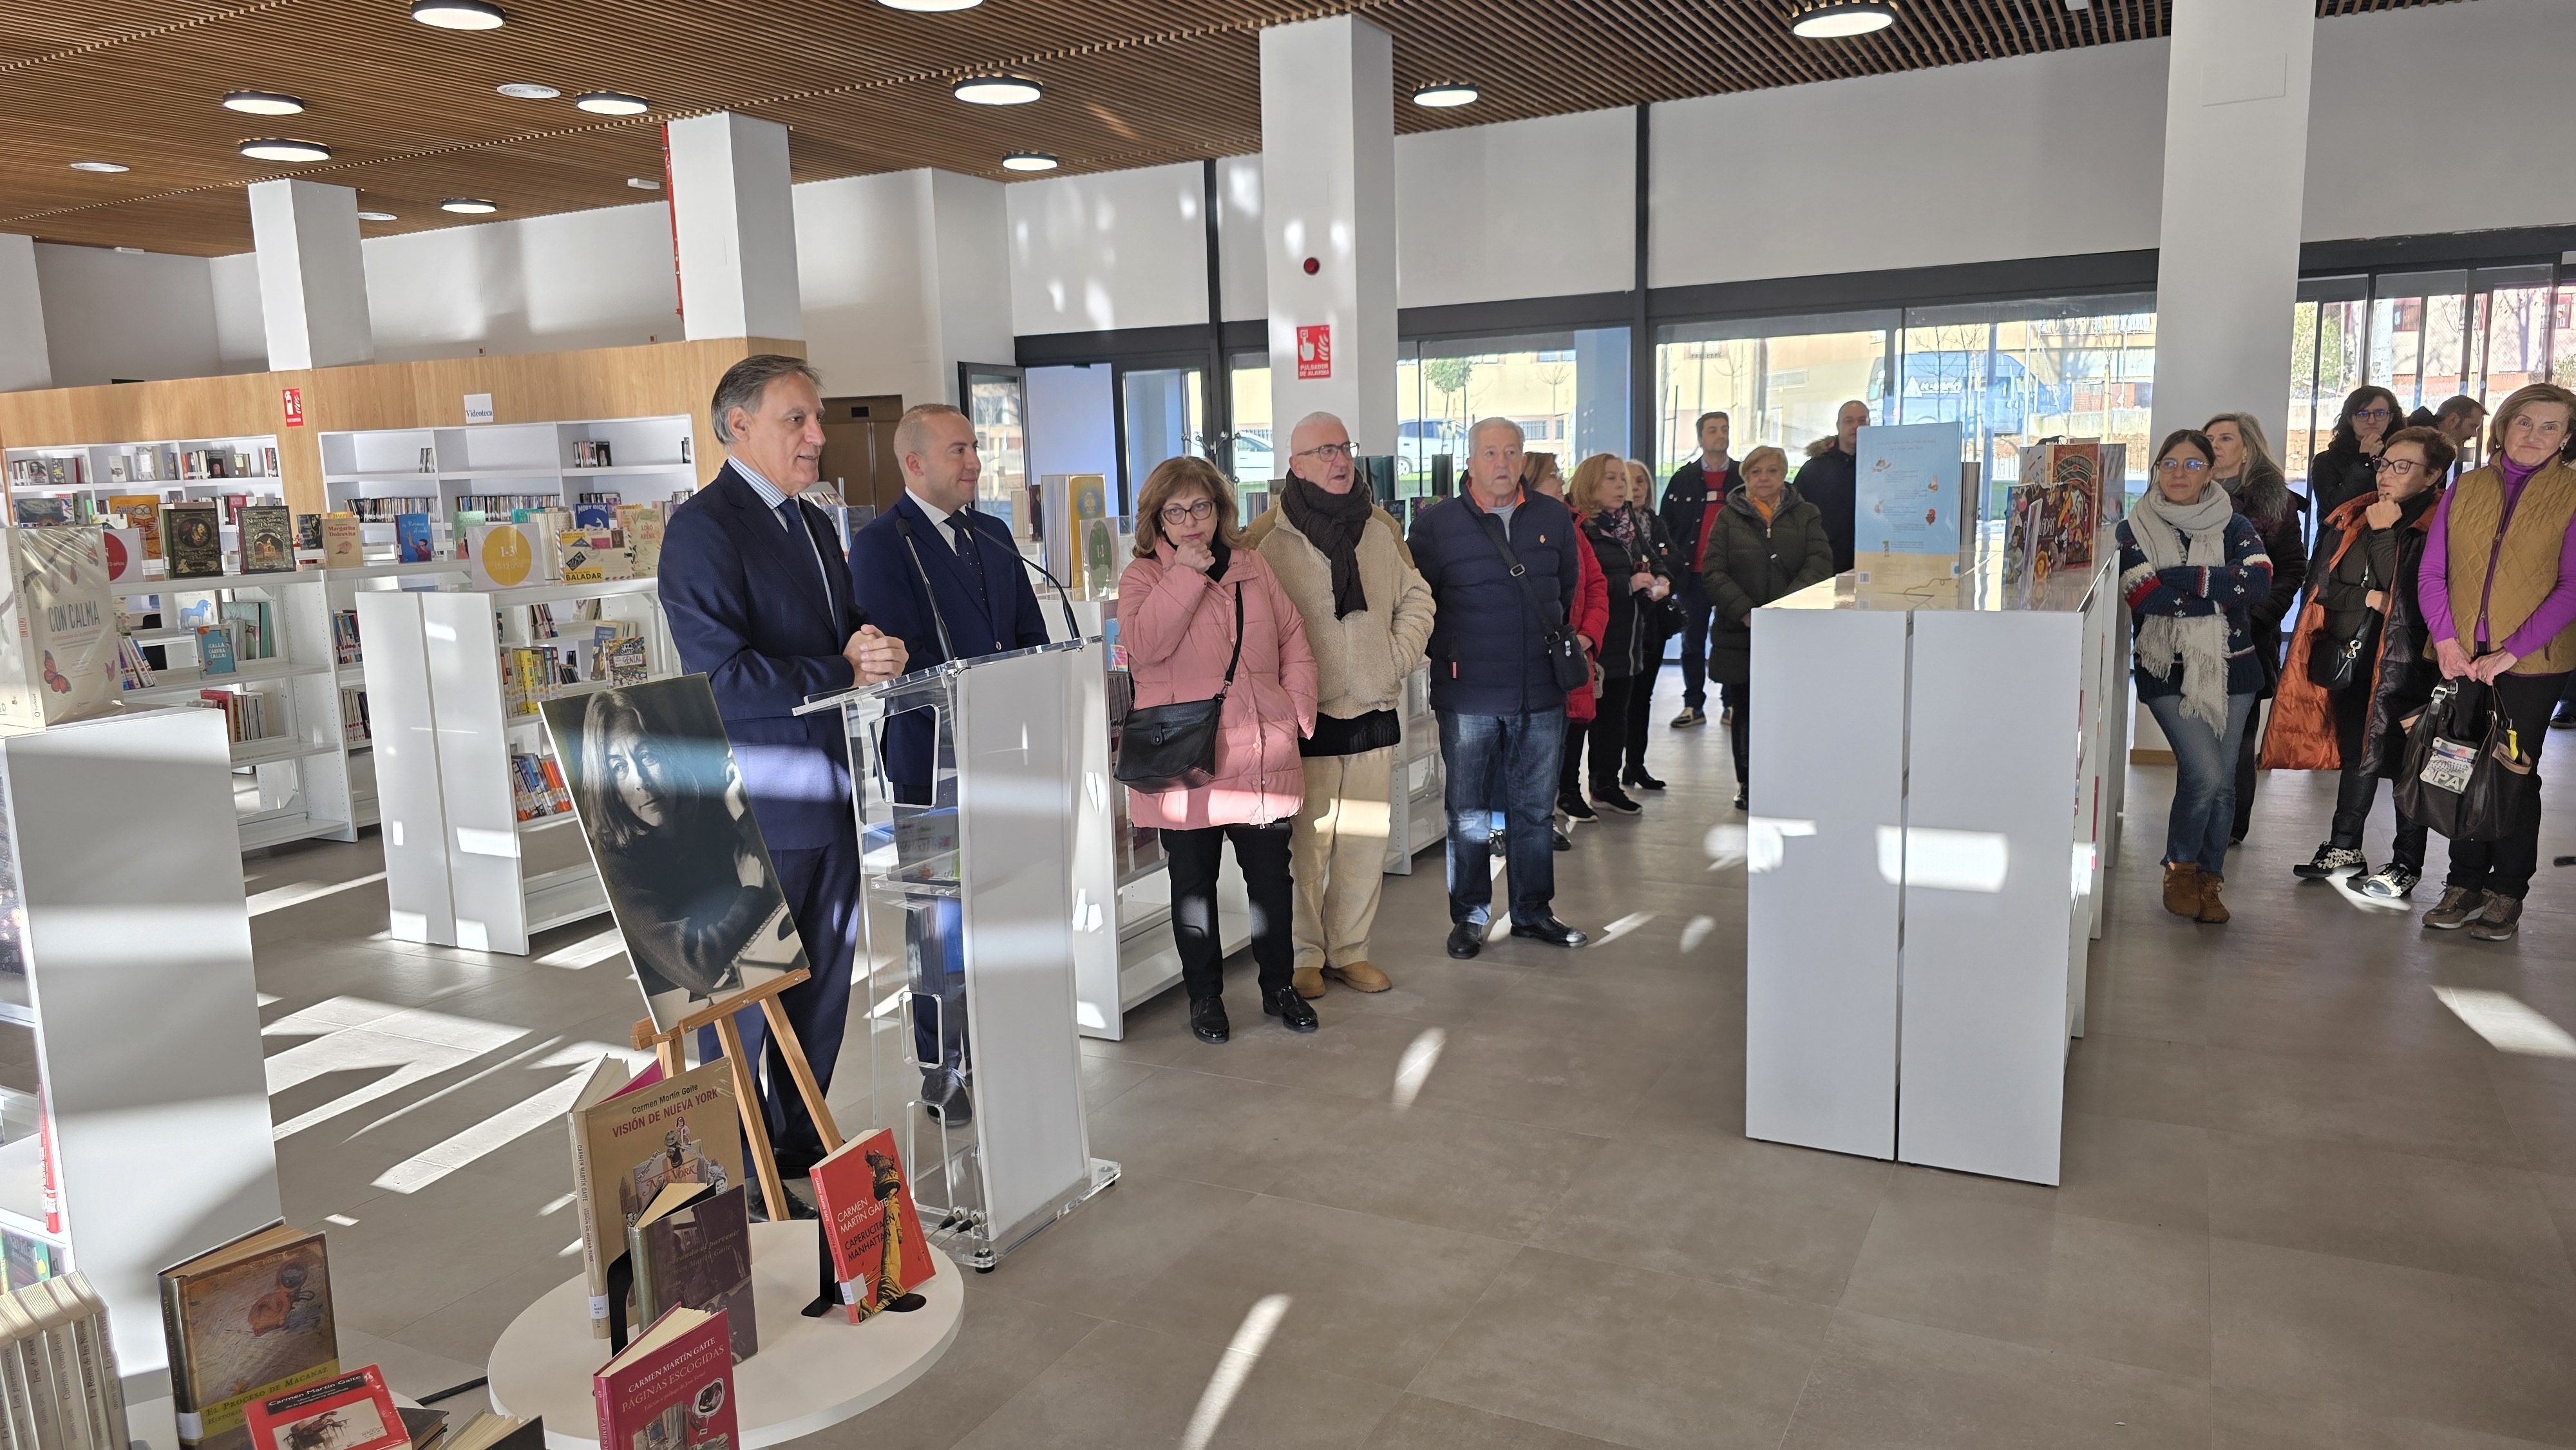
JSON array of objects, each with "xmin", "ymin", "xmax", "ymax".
[{"xmin": 1246, "ymin": 411, "xmax": 1437, "ymax": 997}]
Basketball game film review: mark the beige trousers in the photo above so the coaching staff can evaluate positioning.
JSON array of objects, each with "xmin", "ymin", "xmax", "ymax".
[{"xmin": 1289, "ymin": 746, "xmax": 1395, "ymax": 973}]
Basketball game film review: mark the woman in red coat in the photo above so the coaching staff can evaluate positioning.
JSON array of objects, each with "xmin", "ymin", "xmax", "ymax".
[
  {"xmin": 1497, "ymin": 453, "xmax": 1605, "ymax": 847},
  {"xmin": 1121, "ymin": 456, "xmax": 1320, "ymax": 1043}
]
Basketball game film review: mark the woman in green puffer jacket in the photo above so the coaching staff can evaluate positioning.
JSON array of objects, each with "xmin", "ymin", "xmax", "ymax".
[{"xmin": 1701, "ymin": 444, "xmax": 1835, "ymax": 811}]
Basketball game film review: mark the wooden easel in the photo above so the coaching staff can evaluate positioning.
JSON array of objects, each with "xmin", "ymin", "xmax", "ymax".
[{"xmin": 630, "ymin": 969, "xmax": 842, "ymax": 1222}]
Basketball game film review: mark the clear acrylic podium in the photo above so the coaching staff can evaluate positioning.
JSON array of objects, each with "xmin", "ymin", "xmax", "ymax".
[{"xmin": 796, "ymin": 641, "xmax": 1117, "ymax": 1270}]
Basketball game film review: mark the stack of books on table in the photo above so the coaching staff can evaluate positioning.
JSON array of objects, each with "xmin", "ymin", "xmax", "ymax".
[{"xmin": 0, "ymin": 1271, "xmax": 129, "ymax": 1450}]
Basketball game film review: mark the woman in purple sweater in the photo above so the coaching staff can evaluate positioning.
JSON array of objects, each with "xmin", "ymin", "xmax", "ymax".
[{"xmin": 2415, "ymin": 382, "xmax": 2576, "ymax": 941}]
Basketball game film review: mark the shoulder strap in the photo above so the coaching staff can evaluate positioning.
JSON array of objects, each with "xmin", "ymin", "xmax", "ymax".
[
  {"xmin": 1215, "ymin": 584, "xmax": 1245, "ymax": 697},
  {"xmin": 1468, "ymin": 505, "xmax": 1567, "ymax": 637}
]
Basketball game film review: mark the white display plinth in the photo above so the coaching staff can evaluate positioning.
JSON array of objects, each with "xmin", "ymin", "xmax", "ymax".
[
  {"xmin": 1745, "ymin": 544, "xmax": 2123, "ymax": 1185},
  {"xmin": 486, "ymin": 1221, "xmax": 961, "ymax": 1450}
]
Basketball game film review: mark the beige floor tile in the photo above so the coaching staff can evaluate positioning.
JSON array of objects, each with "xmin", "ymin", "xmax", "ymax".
[
  {"xmin": 2063, "ymin": 1031, "xmax": 2209, "ymax": 1127},
  {"xmin": 2210, "ymin": 1237, "xmax": 2576, "ymax": 1444},
  {"xmin": 2535, "ymin": 1174, "xmax": 2576, "ymax": 1277},
  {"xmin": 1112, "ymin": 1194, "xmax": 1517, "ymax": 1391},
  {"xmin": 1779, "ymin": 1309, "xmax": 2210, "ymax": 1449},
  {"xmin": 2203, "ymin": 1042, "xmax": 2526, "ymax": 1165},
  {"xmin": 1530, "ymin": 1127, "xmax": 1888, "ymax": 1304},
  {"xmin": 1410, "ymin": 1247, "xmax": 1833, "ymax": 1450},
  {"xmin": 2207, "ymin": 1130, "xmax": 2573, "ymax": 1288},
  {"xmin": 1402, "ymin": 1024, "xmax": 1673, "ymax": 1133},
  {"xmin": 1173, "ymin": 1009, "xmax": 1447, "ymax": 1102},
  {"xmin": 800, "ymin": 1287, "xmax": 1099, "ymax": 1450},
  {"xmin": 2213, "ymin": 1386, "xmax": 2571, "ymax": 1449},
  {"xmin": 974, "ymin": 1171, "xmax": 1253, "ymax": 1318},
  {"xmin": 1359, "ymin": 1396, "xmax": 1627, "ymax": 1450},
  {"xmin": 1261, "ymin": 1101, "xmax": 1609, "ymax": 1241},
  {"xmin": 949, "ymin": 1319, "xmax": 1399, "ymax": 1450},
  {"xmin": 2055, "ymin": 1112, "xmax": 2211, "ymax": 1234},
  {"xmin": 1081, "ymin": 1064, "xmax": 1370, "ymax": 1194}
]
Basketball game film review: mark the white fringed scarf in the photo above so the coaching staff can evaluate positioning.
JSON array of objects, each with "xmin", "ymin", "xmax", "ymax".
[{"xmin": 2126, "ymin": 482, "xmax": 2237, "ymax": 732}]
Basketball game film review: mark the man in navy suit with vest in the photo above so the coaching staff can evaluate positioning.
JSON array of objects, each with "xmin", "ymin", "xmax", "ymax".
[
  {"xmin": 851, "ymin": 403, "xmax": 1051, "ymax": 1124},
  {"xmin": 659, "ymin": 355, "xmax": 908, "ymax": 1185}
]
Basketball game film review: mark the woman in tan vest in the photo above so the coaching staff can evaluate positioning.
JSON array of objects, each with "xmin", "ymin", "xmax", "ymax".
[{"xmin": 2415, "ymin": 382, "xmax": 2576, "ymax": 941}]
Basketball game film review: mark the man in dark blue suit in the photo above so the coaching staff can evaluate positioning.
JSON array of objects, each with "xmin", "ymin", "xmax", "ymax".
[
  {"xmin": 658, "ymin": 355, "xmax": 908, "ymax": 1183},
  {"xmin": 850, "ymin": 404, "xmax": 1052, "ymax": 1124}
]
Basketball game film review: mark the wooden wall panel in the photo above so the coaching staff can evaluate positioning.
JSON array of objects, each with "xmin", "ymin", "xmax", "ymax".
[{"xmin": 0, "ymin": 335, "xmax": 804, "ymax": 513}]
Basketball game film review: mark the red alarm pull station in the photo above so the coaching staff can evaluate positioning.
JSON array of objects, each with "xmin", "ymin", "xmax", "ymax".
[{"xmin": 1302, "ymin": 256, "xmax": 1320, "ymax": 275}]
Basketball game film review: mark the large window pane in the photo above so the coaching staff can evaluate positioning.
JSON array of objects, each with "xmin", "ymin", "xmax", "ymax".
[
  {"xmin": 1396, "ymin": 326, "xmax": 1629, "ymax": 495},
  {"xmin": 1654, "ymin": 311, "xmax": 1892, "ymax": 480},
  {"xmin": 1120, "ymin": 364, "xmax": 1205, "ymax": 506},
  {"xmin": 1228, "ymin": 352, "xmax": 1273, "ymax": 482},
  {"xmin": 1893, "ymin": 296, "xmax": 2154, "ymax": 518},
  {"xmin": 2481, "ymin": 285, "xmax": 2555, "ymax": 406}
]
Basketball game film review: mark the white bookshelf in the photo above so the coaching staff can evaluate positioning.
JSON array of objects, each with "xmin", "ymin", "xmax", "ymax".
[
  {"xmin": 321, "ymin": 560, "xmax": 473, "ymax": 829},
  {"xmin": 115, "ymin": 567, "xmax": 365, "ymax": 852},
  {"xmin": 0, "ymin": 707, "xmax": 281, "ymax": 1447},
  {"xmin": 5, "ymin": 432, "xmax": 286, "ymax": 557},
  {"xmin": 1383, "ymin": 663, "xmax": 1444, "ymax": 874},
  {"xmin": 358, "ymin": 576, "xmax": 676, "ymax": 955},
  {"xmin": 317, "ymin": 415, "xmax": 697, "ymax": 554}
]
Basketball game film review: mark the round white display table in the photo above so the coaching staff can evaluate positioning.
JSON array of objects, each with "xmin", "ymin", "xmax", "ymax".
[{"xmin": 486, "ymin": 1221, "xmax": 963, "ymax": 1450}]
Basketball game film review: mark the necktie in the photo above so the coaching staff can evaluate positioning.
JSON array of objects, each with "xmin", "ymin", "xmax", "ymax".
[
  {"xmin": 951, "ymin": 509, "xmax": 991, "ymax": 616},
  {"xmin": 777, "ymin": 499, "xmax": 827, "ymax": 601}
]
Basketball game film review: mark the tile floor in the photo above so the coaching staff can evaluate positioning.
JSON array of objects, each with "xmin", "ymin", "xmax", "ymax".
[{"xmin": 241, "ymin": 677, "xmax": 2576, "ymax": 1448}]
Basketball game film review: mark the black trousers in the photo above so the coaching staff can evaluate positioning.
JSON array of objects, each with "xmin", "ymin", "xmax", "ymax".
[
  {"xmin": 1623, "ymin": 631, "xmax": 1664, "ymax": 776},
  {"xmin": 2327, "ymin": 681, "xmax": 2426, "ymax": 874},
  {"xmin": 698, "ymin": 828, "xmax": 862, "ymax": 1167},
  {"xmin": 1725, "ymin": 680, "xmax": 1752, "ymax": 796},
  {"xmin": 1162, "ymin": 820, "xmax": 1295, "ymax": 1001},
  {"xmin": 1675, "ymin": 580, "xmax": 1714, "ymax": 711},
  {"xmin": 1560, "ymin": 719, "xmax": 1586, "ymax": 798},
  {"xmin": 2231, "ymin": 701, "xmax": 2264, "ymax": 842},
  {"xmin": 2441, "ymin": 670, "xmax": 2568, "ymax": 901},
  {"xmin": 1589, "ymin": 675, "xmax": 1634, "ymax": 790}
]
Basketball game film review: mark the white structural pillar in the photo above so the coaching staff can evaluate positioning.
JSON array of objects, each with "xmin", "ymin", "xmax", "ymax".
[
  {"xmin": 2148, "ymin": 0, "xmax": 2315, "ymax": 446},
  {"xmin": 917, "ymin": 170, "xmax": 1012, "ymax": 403},
  {"xmin": 1260, "ymin": 15, "xmax": 1396, "ymax": 453},
  {"xmin": 247, "ymin": 178, "xmax": 374, "ymax": 370},
  {"xmin": 0, "ymin": 234, "xmax": 49, "ymax": 391},
  {"xmin": 667, "ymin": 111, "xmax": 803, "ymax": 343}
]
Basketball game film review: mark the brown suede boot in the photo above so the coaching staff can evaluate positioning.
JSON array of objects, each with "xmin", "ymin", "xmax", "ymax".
[
  {"xmin": 2163, "ymin": 863, "xmax": 2201, "ymax": 918},
  {"xmin": 2197, "ymin": 872, "xmax": 2230, "ymax": 925},
  {"xmin": 1291, "ymin": 966, "xmax": 1325, "ymax": 1000},
  {"xmin": 1323, "ymin": 962, "xmax": 1391, "ymax": 992}
]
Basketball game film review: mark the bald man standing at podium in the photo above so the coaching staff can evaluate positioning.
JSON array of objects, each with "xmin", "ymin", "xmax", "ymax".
[{"xmin": 659, "ymin": 354, "xmax": 907, "ymax": 1194}]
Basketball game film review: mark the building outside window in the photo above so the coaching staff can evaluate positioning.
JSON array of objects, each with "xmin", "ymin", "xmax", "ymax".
[
  {"xmin": 1227, "ymin": 351, "xmax": 1273, "ymax": 482},
  {"xmin": 1655, "ymin": 312, "xmax": 1893, "ymax": 483},
  {"xmin": 1396, "ymin": 326, "xmax": 1629, "ymax": 494}
]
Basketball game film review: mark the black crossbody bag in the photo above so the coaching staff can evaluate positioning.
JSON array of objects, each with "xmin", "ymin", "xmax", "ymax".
[
  {"xmin": 1114, "ymin": 583, "xmax": 1243, "ymax": 793},
  {"xmin": 1468, "ymin": 509, "xmax": 1588, "ymax": 692}
]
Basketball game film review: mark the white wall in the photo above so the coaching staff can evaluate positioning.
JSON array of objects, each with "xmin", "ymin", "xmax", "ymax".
[
  {"xmin": 2306, "ymin": 0, "xmax": 2568, "ymax": 241},
  {"xmin": 1007, "ymin": 161, "xmax": 1210, "ymax": 336},
  {"xmin": 33, "ymin": 244, "xmax": 227, "ymax": 386},
  {"xmin": 794, "ymin": 172, "xmax": 934, "ymax": 399},
  {"xmin": 208, "ymin": 252, "xmax": 267, "ymax": 372},
  {"xmin": 1399, "ymin": 108, "xmax": 1636, "ymax": 306},
  {"xmin": 363, "ymin": 201, "xmax": 679, "ymax": 363},
  {"xmin": 1217, "ymin": 155, "xmax": 1267, "ymax": 324}
]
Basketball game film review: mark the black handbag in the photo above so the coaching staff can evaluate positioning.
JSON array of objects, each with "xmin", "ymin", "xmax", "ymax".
[
  {"xmin": 1113, "ymin": 583, "xmax": 1242, "ymax": 793},
  {"xmin": 1468, "ymin": 507, "xmax": 1588, "ymax": 692},
  {"xmin": 2394, "ymin": 677, "xmax": 2539, "ymax": 843},
  {"xmin": 2307, "ymin": 613, "xmax": 2379, "ymax": 692}
]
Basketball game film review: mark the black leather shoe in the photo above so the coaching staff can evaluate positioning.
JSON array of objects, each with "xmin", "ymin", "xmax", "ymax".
[
  {"xmin": 1446, "ymin": 922, "xmax": 1483, "ymax": 959},
  {"xmin": 1262, "ymin": 985, "xmax": 1320, "ymax": 1032},
  {"xmin": 1552, "ymin": 829, "xmax": 1571, "ymax": 851},
  {"xmin": 1190, "ymin": 996, "xmax": 1231, "ymax": 1044},
  {"xmin": 1510, "ymin": 916, "xmax": 1589, "ymax": 948},
  {"xmin": 1624, "ymin": 770, "xmax": 1667, "ymax": 791},
  {"xmin": 1592, "ymin": 786, "xmax": 1643, "ymax": 815},
  {"xmin": 1558, "ymin": 793, "xmax": 1596, "ymax": 822}
]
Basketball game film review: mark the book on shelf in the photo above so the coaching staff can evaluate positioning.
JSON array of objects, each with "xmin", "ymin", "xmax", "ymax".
[
  {"xmin": 294, "ymin": 514, "xmax": 323, "ymax": 552},
  {"xmin": 10, "ymin": 499, "xmax": 73, "ymax": 529},
  {"xmin": 238, "ymin": 507, "xmax": 296, "ymax": 575},
  {"xmin": 197, "ymin": 627, "xmax": 239, "ymax": 677},
  {"xmin": 450, "ymin": 511, "xmax": 486, "ymax": 558},
  {"xmin": 573, "ymin": 503, "xmax": 618, "ymax": 531},
  {"xmin": 339, "ymin": 688, "xmax": 371, "ymax": 746},
  {"xmin": 394, "ymin": 515, "xmax": 433, "ymax": 564},
  {"xmin": 321, "ymin": 514, "xmax": 365, "ymax": 570},
  {"xmin": 508, "ymin": 750, "xmax": 570, "ymax": 820},
  {"xmin": 195, "ymin": 689, "xmax": 274, "ymax": 744},
  {"xmin": 397, "ymin": 1406, "xmax": 449, "ymax": 1450},
  {"xmin": 164, "ymin": 504, "xmax": 225, "ymax": 579},
  {"xmin": 0, "ymin": 526, "xmax": 120, "ymax": 730},
  {"xmin": 345, "ymin": 498, "xmax": 435, "ymax": 523},
  {"xmin": 629, "ymin": 513, "xmax": 665, "ymax": 576},
  {"xmin": 567, "ymin": 1057, "xmax": 743, "ymax": 1343},
  {"xmin": 572, "ymin": 440, "xmax": 615, "ymax": 469},
  {"xmin": 3, "ymin": 1232, "xmax": 59, "ymax": 1295},
  {"xmin": 102, "ymin": 529, "xmax": 142, "ymax": 586},
  {"xmin": 331, "ymin": 609, "xmax": 362, "ymax": 664},
  {"xmin": 0, "ymin": 1270, "xmax": 132, "ymax": 1450},
  {"xmin": 809, "ymin": 1128, "xmax": 934, "ymax": 1323},
  {"xmin": 469, "ymin": 523, "xmax": 540, "ymax": 590},
  {"xmin": 220, "ymin": 601, "xmax": 276, "ymax": 661},
  {"xmin": 241, "ymin": 1365, "xmax": 402, "ymax": 1450},
  {"xmin": 591, "ymin": 1306, "xmax": 735, "ymax": 1450},
  {"xmin": 117, "ymin": 636, "xmax": 159, "ymax": 692},
  {"xmin": 107, "ymin": 496, "xmax": 164, "ymax": 560},
  {"xmin": 160, "ymin": 1222, "xmax": 339, "ymax": 1450},
  {"xmin": 630, "ymin": 1183, "xmax": 757, "ymax": 1362}
]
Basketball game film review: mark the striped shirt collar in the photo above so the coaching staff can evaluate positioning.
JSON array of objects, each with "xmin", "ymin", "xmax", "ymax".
[{"xmin": 730, "ymin": 457, "xmax": 797, "ymax": 522}]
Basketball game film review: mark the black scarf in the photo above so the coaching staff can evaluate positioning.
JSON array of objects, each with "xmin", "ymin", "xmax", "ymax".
[{"xmin": 1278, "ymin": 473, "xmax": 1372, "ymax": 617}]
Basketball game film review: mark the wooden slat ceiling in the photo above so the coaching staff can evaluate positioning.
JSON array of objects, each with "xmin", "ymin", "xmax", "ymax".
[{"xmin": 3, "ymin": 0, "xmax": 2462, "ymax": 257}]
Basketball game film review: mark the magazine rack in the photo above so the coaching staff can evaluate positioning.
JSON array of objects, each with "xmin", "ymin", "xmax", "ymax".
[{"xmin": 795, "ymin": 641, "xmax": 1117, "ymax": 1271}]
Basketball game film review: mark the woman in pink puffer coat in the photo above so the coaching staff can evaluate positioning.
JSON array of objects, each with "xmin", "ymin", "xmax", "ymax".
[{"xmin": 1120, "ymin": 455, "xmax": 1319, "ymax": 1045}]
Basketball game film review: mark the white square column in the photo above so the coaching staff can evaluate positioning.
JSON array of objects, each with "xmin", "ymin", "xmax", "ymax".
[
  {"xmin": 1260, "ymin": 15, "xmax": 1396, "ymax": 454},
  {"xmin": 2148, "ymin": 0, "xmax": 2315, "ymax": 446},
  {"xmin": 247, "ymin": 178, "xmax": 374, "ymax": 370},
  {"xmin": 667, "ymin": 111, "xmax": 803, "ymax": 343},
  {"xmin": 0, "ymin": 234, "xmax": 50, "ymax": 391}
]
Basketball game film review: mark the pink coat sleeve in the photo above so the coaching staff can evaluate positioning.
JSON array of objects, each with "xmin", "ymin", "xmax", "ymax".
[
  {"xmin": 1264, "ymin": 563, "xmax": 1319, "ymax": 736},
  {"xmin": 1118, "ymin": 553, "xmax": 1213, "ymax": 666}
]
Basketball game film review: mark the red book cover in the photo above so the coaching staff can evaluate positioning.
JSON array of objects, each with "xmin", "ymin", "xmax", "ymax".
[
  {"xmin": 593, "ymin": 1308, "xmax": 735, "ymax": 1450},
  {"xmin": 808, "ymin": 1129, "xmax": 934, "ymax": 1323},
  {"xmin": 242, "ymin": 1365, "xmax": 404, "ymax": 1450}
]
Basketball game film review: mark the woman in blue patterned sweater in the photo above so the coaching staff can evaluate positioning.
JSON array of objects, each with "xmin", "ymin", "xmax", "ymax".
[{"xmin": 2119, "ymin": 428, "xmax": 2275, "ymax": 925}]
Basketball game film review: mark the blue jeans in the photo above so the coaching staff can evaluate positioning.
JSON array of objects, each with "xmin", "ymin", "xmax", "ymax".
[
  {"xmin": 1674, "ymin": 575, "xmax": 1714, "ymax": 711},
  {"xmin": 1440, "ymin": 709, "xmax": 1565, "ymax": 927},
  {"xmin": 2144, "ymin": 691, "xmax": 2255, "ymax": 877}
]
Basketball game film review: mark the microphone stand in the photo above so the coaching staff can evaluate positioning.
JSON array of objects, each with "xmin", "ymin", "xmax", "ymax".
[
  {"xmin": 893, "ymin": 514, "xmax": 958, "ymax": 666},
  {"xmin": 1017, "ymin": 554, "xmax": 1084, "ymax": 642}
]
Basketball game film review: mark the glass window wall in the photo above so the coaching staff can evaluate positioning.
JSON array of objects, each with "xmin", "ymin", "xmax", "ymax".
[
  {"xmin": 1228, "ymin": 352, "xmax": 1274, "ymax": 482},
  {"xmin": 1396, "ymin": 326, "xmax": 1629, "ymax": 495},
  {"xmin": 1655, "ymin": 312, "xmax": 1893, "ymax": 480},
  {"xmin": 1892, "ymin": 296, "xmax": 2157, "ymax": 518}
]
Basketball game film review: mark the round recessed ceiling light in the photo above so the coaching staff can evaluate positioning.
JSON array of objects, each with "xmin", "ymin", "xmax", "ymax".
[
  {"xmin": 625, "ymin": 176, "xmax": 661, "ymax": 190},
  {"xmin": 1788, "ymin": 1, "xmax": 1897, "ymax": 39},
  {"xmin": 240, "ymin": 138, "xmax": 333, "ymax": 163},
  {"xmin": 440, "ymin": 197, "xmax": 498, "ymax": 214},
  {"xmin": 223, "ymin": 90, "xmax": 306, "ymax": 115},
  {"xmin": 69, "ymin": 160, "xmax": 129, "ymax": 173},
  {"xmin": 496, "ymin": 81, "xmax": 559, "ymax": 99},
  {"xmin": 573, "ymin": 91, "xmax": 649, "ymax": 115},
  {"xmin": 410, "ymin": 0, "xmax": 505, "ymax": 28},
  {"xmin": 357, "ymin": 210, "xmax": 397, "ymax": 221},
  {"xmin": 1411, "ymin": 82, "xmax": 1479, "ymax": 108},
  {"xmin": 1000, "ymin": 152, "xmax": 1058, "ymax": 173},
  {"xmin": 952, "ymin": 75, "xmax": 1041, "ymax": 106},
  {"xmin": 878, "ymin": 0, "xmax": 981, "ymax": 10}
]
